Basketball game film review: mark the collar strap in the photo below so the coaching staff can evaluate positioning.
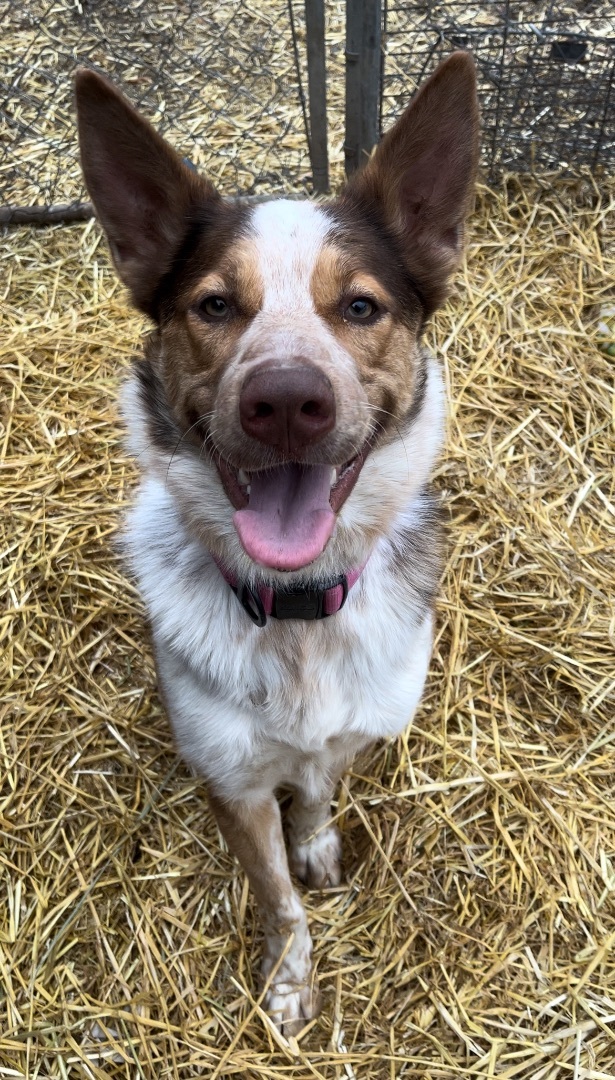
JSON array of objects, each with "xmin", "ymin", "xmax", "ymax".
[{"xmin": 212, "ymin": 556, "xmax": 365, "ymax": 627}]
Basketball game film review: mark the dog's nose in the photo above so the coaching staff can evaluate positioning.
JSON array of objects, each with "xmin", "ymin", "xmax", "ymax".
[{"xmin": 239, "ymin": 363, "xmax": 335, "ymax": 454}]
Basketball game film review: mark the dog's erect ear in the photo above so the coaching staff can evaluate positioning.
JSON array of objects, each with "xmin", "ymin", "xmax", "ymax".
[
  {"xmin": 341, "ymin": 52, "xmax": 480, "ymax": 315},
  {"xmin": 75, "ymin": 69, "xmax": 219, "ymax": 316}
]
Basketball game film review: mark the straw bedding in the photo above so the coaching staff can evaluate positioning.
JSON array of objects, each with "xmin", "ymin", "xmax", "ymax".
[{"xmin": 1, "ymin": 173, "xmax": 614, "ymax": 1077}]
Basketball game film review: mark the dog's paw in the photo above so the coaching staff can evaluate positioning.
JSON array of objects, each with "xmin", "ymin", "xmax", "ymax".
[
  {"xmin": 263, "ymin": 980, "xmax": 319, "ymax": 1036},
  {"xmin": 289, "ymin": 824, "xmax": 342, "ymax": 889},
  {"xmin": 261, "ymin": 915, "xmax": 317, "ymax": 1036}
]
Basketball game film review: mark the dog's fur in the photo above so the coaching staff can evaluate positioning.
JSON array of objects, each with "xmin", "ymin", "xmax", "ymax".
[{"xmin": 76, "ymin": 55, "xmax": 479, "ymax": 1033}]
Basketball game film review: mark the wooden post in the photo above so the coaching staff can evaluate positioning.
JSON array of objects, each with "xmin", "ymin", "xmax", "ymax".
[
  {"xmin": 0, "ymin": 202, "xmax": 94, "ymax": 226},
  {"xmin": 345, "ymin": 0, "xmax": 382, "ymax": 177},
  {"xmin": 305, "ymin": 0, "xmax": 329, "ymax": 194}
]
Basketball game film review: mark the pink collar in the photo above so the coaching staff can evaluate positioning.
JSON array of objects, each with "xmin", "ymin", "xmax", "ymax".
[{"xmin": 212, "ymin": 555, "xmax": 366, "ymax": 627}]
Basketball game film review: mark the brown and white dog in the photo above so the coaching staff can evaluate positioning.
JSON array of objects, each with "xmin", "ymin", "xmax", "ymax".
[{"xmin": 76, "ymin": 55, "xmax": 479, "ymax": 1034}]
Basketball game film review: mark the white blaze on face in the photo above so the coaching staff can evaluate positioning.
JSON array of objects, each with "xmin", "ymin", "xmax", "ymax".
[
  {"xmin": 228, "ymin": 202, "xmax": 338, "ymax": 573},
  {"xmin": 248, "ymin": 200, "xmax": 332, "ymax": 315},
  {"xmin": 228, "ymin": 200, "xmax": 371, "ymax": 574}
]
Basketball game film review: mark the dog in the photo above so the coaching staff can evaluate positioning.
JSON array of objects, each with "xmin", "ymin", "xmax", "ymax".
[{"xmin": 76, "ymin": 53, "xmax": 479, "ymax": 1034}]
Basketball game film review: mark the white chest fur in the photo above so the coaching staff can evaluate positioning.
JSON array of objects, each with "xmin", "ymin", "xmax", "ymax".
[{"xmin": 125, "ymin": 477, "xmax": 435, "ymax": 803}]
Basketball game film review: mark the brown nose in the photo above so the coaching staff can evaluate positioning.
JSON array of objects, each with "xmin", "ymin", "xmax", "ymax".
[{"xmin": 239, "ymin": 363, "xmax": 335, "ymax": 454}]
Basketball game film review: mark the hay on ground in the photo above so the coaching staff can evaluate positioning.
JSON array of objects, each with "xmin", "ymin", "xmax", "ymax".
[{"xmin": 1, "ymin": 176, "xmax": 614, "ymax": 1078}]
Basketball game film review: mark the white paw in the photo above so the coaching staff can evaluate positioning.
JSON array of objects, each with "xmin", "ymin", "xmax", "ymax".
[
  {"xmin": 262, "ymin": 910, "xmax": 317, "ymax": 1035},
  {"xmin": 289, "ymin": 824, "xmax": 342, "ymax": 889},
  {"xmin": 263, "ymin": 980, "xmax": 319, "ymax": 1036}
]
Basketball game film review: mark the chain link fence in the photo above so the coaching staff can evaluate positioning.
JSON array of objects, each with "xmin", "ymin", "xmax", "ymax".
[
  {"xmin": 382, "ymin": 0, "xmax": 615, "ymax": 179},
  {"xmin": 1, "ymin": 0, "xmax": 317, "ymax": 220},
  {"xmin": 1, "ymin": 0, "xmax": 614, "ymax": 224}
]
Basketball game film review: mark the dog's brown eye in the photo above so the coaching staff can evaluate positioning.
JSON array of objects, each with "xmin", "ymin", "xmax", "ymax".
[
  {"xmin": 199, "ymin": 296, "xmax": 229, "ymax": 320},
  {"xmin": 345, "ymin": 298, "xmax": 377, "ymax": 321}
]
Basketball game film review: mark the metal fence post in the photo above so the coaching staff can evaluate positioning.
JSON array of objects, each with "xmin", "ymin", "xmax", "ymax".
[
  {"xmin": 305, "ymin": 0, "xmax": 329, "ymax": 193},
  {"xmin": 345, "ymin": 0, "xmax": 382, "ymax": 177}
]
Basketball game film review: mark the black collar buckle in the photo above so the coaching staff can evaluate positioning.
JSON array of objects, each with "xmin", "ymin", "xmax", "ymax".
[
  {"xmin": 232, "ymin": 574, "xmax": 349, "ymax": 626},
  {"xmin": 272, "ymin": 575, "xmax": 348, "ymax": 621}
]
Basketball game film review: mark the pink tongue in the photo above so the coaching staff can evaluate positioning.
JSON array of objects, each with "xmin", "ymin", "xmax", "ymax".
[{"xmin": 233, "ymin": 463, "xmax": 335, "ymax": 571}]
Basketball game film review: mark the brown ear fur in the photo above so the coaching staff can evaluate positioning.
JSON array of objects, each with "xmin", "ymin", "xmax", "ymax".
[
  {"xmin": 340, "ymin": 52, "xmax": 480, "ymax": 315},
  {"xmin": 75, "ymin": 68, "xmax": 220, "ymax": 316}
]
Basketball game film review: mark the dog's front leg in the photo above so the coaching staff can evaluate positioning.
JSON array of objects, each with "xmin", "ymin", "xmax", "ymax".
[
  {"xmin": 209, "ymin": 791, "xmax": 317, "ymax": 1034},
  {"xmin": 287, "ymin": 790, "xmax": 343, "ymax": 889}
]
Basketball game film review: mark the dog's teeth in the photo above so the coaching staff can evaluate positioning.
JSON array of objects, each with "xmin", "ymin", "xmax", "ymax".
[
  {"xmin": 246, "ymin": 484, "xmax": 251, "ymax": 495},
  {"xmin": 238, "ymin": 469, "xmax": 249, "ymax": 485},
  {"xmin": 329, "ymin": 468, "xmax": 337, "ymax": 489}
]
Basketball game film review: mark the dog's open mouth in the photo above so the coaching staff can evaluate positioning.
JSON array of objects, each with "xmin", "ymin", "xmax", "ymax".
[{"xmin": 216, "ymin": 450, "xmax": 369, "ymax": 571}]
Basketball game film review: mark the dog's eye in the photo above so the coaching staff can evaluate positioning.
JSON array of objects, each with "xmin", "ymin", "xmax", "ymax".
[
  {"xmin": 198, "ymin": 296, "xmax": 229, "ymax": 320},
  {"xmin": 345, "ymin": 298, "xmax": 377, "ymax": 321}
]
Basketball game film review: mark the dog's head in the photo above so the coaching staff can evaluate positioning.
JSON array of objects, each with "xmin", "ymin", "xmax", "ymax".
[{"xmin": 76, "ymin": 56, "xmax": 479, "ymax": 580}]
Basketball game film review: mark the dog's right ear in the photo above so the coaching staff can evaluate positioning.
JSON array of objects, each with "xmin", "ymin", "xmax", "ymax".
[{"xmin": 75, "ymin": 69, "xmax": 219, "ymax": 317}]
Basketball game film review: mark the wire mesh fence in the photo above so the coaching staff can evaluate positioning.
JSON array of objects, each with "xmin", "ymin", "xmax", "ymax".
[
  {"xmin": 382, "ymin": 0, "xmax": 615, "ymax": 179},
  {"xmin": 1, "ymin": 0, "xmax": 315, "ymax": 218},
  {"xmin": 2, "ymin": 0, "xmax": 614, "ymax": 222}
]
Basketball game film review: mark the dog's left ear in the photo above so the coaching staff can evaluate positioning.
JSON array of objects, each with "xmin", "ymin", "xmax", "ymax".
[
  {"xmin": 341, "ymin": 52, "xmax": 480, "ymax": 315},
  {"xmin": 76, "ymin": 68, "xmax": 220, "ymax": 317}
]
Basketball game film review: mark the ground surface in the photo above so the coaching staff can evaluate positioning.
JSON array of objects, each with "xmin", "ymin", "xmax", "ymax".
[{"xmin": 1, "ymin": 179, "xmax": 615, "ymax": 1077}]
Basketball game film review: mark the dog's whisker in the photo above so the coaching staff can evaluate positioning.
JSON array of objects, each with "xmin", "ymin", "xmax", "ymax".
[
  {"xmin": 166, "ymin": 414, "xmax": 214, "ymax": 484},
  {"xmin": 357, "ymin": 403, "xmax": 413, "ymax": 477}
]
